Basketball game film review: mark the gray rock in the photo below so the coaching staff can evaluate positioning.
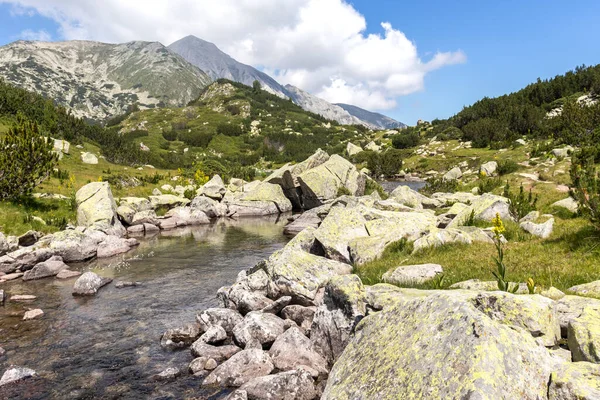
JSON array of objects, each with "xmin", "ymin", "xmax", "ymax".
[
  {"xmin": 269, "ymin": 327, "xmax": 328, "ymax": 377},
  {"xmin": 116, "ymin": 205, "xmax": 136, "ymax": 225},
  {"xmin": 189, "ymin": 357, "xmax": 209, "ymax": 374},
  {"xmin": 23, "ymin": 309, "xmax": 44, "ymax": 320},
  {"xmin": 10, "ymin": 295, "xmax": 36, "ymax": 301},
  {"xmin": 382, "ymin": 264, "xmax": 443, "ymax": 286},
  {"xmin": 154, "ymin": 367, "xmax": 181, "ymax": 382},
  {"xmin": 0, "ymin": 366, "xmax": 36, "ymax": 387},
  {"xmin": 448, "ymin": 193, "xmax": 513, "ymax": 228},
  {"xmin": 556, "ymin": 296, "xmax": 600, "ymax": 338},
  {"xmin": 239, "ymin": 369, "xmax": 318, "ymax": 400},
  {"xmin": 480, "ymin": 160, "xmax": 498, "ymax": 176},
  {"xmin": 197, "ymin": 175, "xmax": 226, "ymax": 200},
  {"xmin": 520, "ymin": 210, "xmax": 540, "ymax": 223},
  {"xmin": 568, "ymin": 280, "xmax": 600, "ymax": 297},
  {"xmin": 72, "ymin": 272, "xmax": 112, "ymax": 296},
  {"xmin": 97, "ymin": 236, "xmax": 138, "ymax": 258},
  {"xmin": 196, "ymin": 308, "xmax": 244, "ymax": 334},
  {"xmin": 261, "ymin": 296, "xmax": 291, "ymax": 314},
  {"xmin": 203, "ymin": 349, "xmax": 274, "ymax": 387},
  {"xmin": 161, "ymin": 323, "xmax": 202, "ymax": 350},
  {"xmin": 0, "ymin": 247, "xmax": 54, "ymax": 274},
  {"xmin": 568, "ymin": 303, "xmax": 600, "ymax": 362},
  {"xmin": 222, "ymin": 283, "xmax": 274, "ymax": 315},
  {"xmin": 56, "ymin": 269, "xmax": 82, "ymax": 279},
  {"xmin": 226, "ymin": 390, "xmax": 248, "ymax": 400},
  {"xmin": 18, "ymin": 230, "xmax": 42, "ymax": 247},
  {"xmin": 114, "ymin": 281, "xmax": 141, "ymax": 288},
  {"xmin": 322, "ymin": 292, "xmax": 555, "ymax": 399},
  {"xmin": 520, "ymin": 218, "xmax": 554, "ymax": 238},
  {"xmin": 0, "ymin": 289, "xmax": 4, "ymax": 305},
  {"xmin": 76, "ymin": 182, "xmax": 124, "ymax": 236},
  {"xmin": 165, "ymin": 207, "xmax": 210, "ymax": 225},
  {"xmin": 552, "ymin": 146, "xmax": 574, "ymax": 158},
  {"xmin": 541, "ymin": 287, "xmax": 566, "ymax": 301},
  {"xmin": 191, "ymin": 195, "xmax": 227, "ymax": 218},
  {"xmin": 190, "ymin": 342, "xmax": 241, "ymax": 361},
  {"xmin": 149, "ymin": 194, "xmax": 190, "ymax": 209},
  {"xmin": 233, "ymin": 311, "xmax": 286, "ymax": 348},
  {"xmin": 549, "ymin": 362, "xmax": 600, "ymax": 399},
  {"xmin": 23, "ymin": 256, "xmax": 68, "ymax": 280},
  {"xmin": 49, "ymin": 229, "xmax": 106, "ymax": 262},
  {"xmin": 281, "ymin": 305, "xmax": 316, "ymax": 331},
  {"xmin": 81, "ymin": 152, "xmax": 98, "ymax": 164},
  {"xmin": 131, "ymin": 210, "xmax": 159, "ymax": 226},
  {"xmin": 552, "ymin": 197, "xmax": 578, "ymax": 213},
  {"xmin": 200, "ymin": 325, "xmax": 228, "ymax": 345},
  {"xmin": 443, "ymin": 167, "xmax": 462, "ymax": 181},
  {"xmin": 119, "ymin": 197, "xmax": 152, "ymax": 212}
]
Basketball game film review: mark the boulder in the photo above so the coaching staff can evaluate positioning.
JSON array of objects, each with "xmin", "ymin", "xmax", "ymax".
[
  {"xmin": 149, "ymin": 194, "xmax": 190, "ymax": 209},
  {"xmin": 76, "ymin": 182, "xmax": 124, "ymax": 236},
  {"xmin": 412, "ymin": 227, "xmax": 493, "ymax": 253},
  {"xmin": 322, "ymin": 292, "xmax": 555, "ymax": 399},
  {"xmin": 269, "ymin": 327, "xmax": 328, "ymax": 377},
  {"xmin": 81, "ymin": 152, "xmax": 98, "ymax": 164},
  {"xmin": 220, "ymin": 283, "xmax": 274, "ymax": 315},
  {"xmin": 568, "ymin": 281, "xmax": 600, "ymax": 297},
  {"xmin": 97, "ymin": 236, "xmax": 138, "ymax": 258},
  {"xmin": 283, "ymin": 208, "xmax": 323, "ymax": 236},
  {"xmin": 311, "ymin": 275, "xmax": 366, "ymax": 365},
  {"xmin": 116, "ymin": 205, "xmax": 136, "ymax": 225},
  {"xmin": 382, "ymin": 264, "xmax": 444, "ymax": 286},
  {"xmin": 568, "ymin": 303, "xmax": 600, "ymax": 362},
  {"xmin": 447, "ymin": 193, "xmax": 513, "ymax": 228},
  {"xmin": 232, "ymin": 311, "xmax": 286, "ymax": 348},
  {"xmin": 18, "ymin": 230, "xmax": 42, "ymax": 247},
  {"xmin": 432, "ymin": 191, "xmax": 479, "ymax": 206},
  {"xmin": 131, "ymin": 210, "xmax": 159, "ymax": 226},
  {"xmin": 443, "ymin": 167, "xmax": 462, "ymax": 181},
  {"xmin": 297, "ymin": 155, "xmax": 365, "ymax": 209},
  {"xmin": 313, "ymin": 206, "xmax": 368, "ymax": 263},
  {"xmin": 198, "ymin": 175, "xmax": 226, "ymax": 200},
  {"xmin": 520, "ymin": 210, "xmax": 540, "ymax": 223},
  {"xmin": 191, "ymin": 196, "xmax": 227, "ymax": 218},
  {"xmin": 154, "ymin": 367, "xmax": 181, "ymax": 382},
  {"xmin": 165, "ymin": 207, "xmax": 210, "ymax": 225},
  {"xmin": 346, "ymin": 142, "xmax": 363, "ymax": 156},
  {"xmin": 552, "ymin": 197, "xmax": 578, "ymax": 213},
  {"xmin": 226, "ymin": 201, "xmax": 281, "ymax": 217},
  {"xmin": 22, "ymin": 256, "xmax": 68, "ymax": 280},
  {"xmin": 0, "ymin": 367, "xmax": 36, "ymax": 387},
  {"xmin": 72, "ymin": 271, "xmax": 112, "ymax": 296},
  {"xmin": 48, "ymin": 229, "xmax": 106, "ymax": 262},
  {"xmin": 23, "ymin": 309, "xmax": 44, "ymax": 320},
  {"xmin": 552, "ymin": 146, "xmax": 574, "ymax": 158},
  {"xmin": 160, "ymin": 323, "xmax": 202, "ymax": 350},
  {"xmin": 190, "ymin": 342, "xmax": 241, "ymax": 361},
  {"xmin": 239, "ymin": 370, "xmax": 318, "ymax": 400},
  {"xmin": 520, "ymin": 218, "xmax": 554, "ymax": 238},
  {"xmin": 0, "ymin": 247, "xmax": 55, "ymax": 274},
  {"xmin": 281, "ymin": 305, "xmax": 316, "ymax": 332},
  {"xmin": 197, "ymin": 308, "xmax": 244, "ymax": 334},
  {"xmin": 480, "ymin": 160, "xmax": 498, "ymax": 176},
  {"xmin": 365, "ymin": 141, "xmax": 381, "ymax": 152},
  {"xmin": 200, "ymin": 325, "xmax": 228, "ymax": 345},
  {"xmin": 264, "ymin": 164, "xmax": 302, "ymax": 209},
  {"xmin": 549, "ymin": 362, "xmax": 600, "ymax": 399},
  {"xmin": 389, "ymin": 185, "xmax": 438, "ymax": 209},
  {"xmin": 119, "ymin": 197, "xmax": 152, "ymax": 212},
  {"xmin": 238, "ymin": 182, "xmax": 293, "ymax": 213},
  {"xmin": 541, "ymin": 287, "xmax": 566, "ymax": 301},
  {"xmin": 202, "ymin": 349, "xmax": 274, "ymax": 387},
  {"xmin": 52, "ymin": 138, "xmax": 70, "ymax": 154}
]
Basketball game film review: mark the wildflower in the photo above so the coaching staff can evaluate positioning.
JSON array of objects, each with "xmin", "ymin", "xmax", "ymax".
[
  {"xmin": 480, "ymin": 171, "xmax": 487, "ymax": 178},
  {"xmin": 491, "ymin": 213, "xmax": 505, "ymax": 235}
]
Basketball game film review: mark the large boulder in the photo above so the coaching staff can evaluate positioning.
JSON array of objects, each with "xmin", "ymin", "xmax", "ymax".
[
  {"xmin": 149, "ymin": 194, "xmax": 190, "ymax": 209},
  {"xmin": 389, "ymin": 185, "xmax": 440, "ymax": 209},
  {"xmin": 119, "ymin": 197, "xmax": 152, "ymax": 212},
  {"xmin": 96, "ymin": 236, "xmax": 138, "ymax": 258},
  {"xmin": 72, "ymin": 271, "xmax": 112, "ymax": 296},
  {"xmin": 197, "ymin": 175, "xmax": 226, "ymax": 200},
  {"xmin": 382, "ymin": 264, "xmax": 443, "ymax": 286},
  {"xmin": 22, "ymin": 256, "xmax": 67, "ymax": 281},
  {"xmin": 81, "ymin": 152, "xmax": 98, "ymax": 164},
  {"xmin": 165, "ymin": 207, "xmax": 210, "ymax": 226},
  {"xmin": 322, "ymin": 292, "xmax": 555, "ymax": 399},
  {"xmin": 443, "ymin": 167, "xmax": 462, "ymax": 181},
  {"xmin": 131, "ymin": 210, "xmax": 159, "ymax": 226},
  {"xmin": 231, "ymin": 182, "xmax": 293, "ymax": 214},
  {"xmin": 160, "ymin": 323, "xmax": 202, "ymax": 350},
  {"xmin": 297, "ymin": 155, "xmax": 365, "ymax": 209},
  {"xmin": 568, "ymin": 303, "xmax": 600, "ymax": 362},
  {"xmin": 269, "ymin": 327, "xmax": 328, "ymax": 377},
  {"xmin": 238, "ymin": 370, "xmax": 318, "ymax": 400},
  {"xmin": 197, "ymin": 308, "xmax": 244, "ymax": 334},
  {"xmin": 232, "ymin": 311, "xmax": 286, "ymax": 348},
  {"xmin": 447, "ymin": 193, "xmax": 513, "ymax": 228},
  {"xmin": 346, "ymin": 142, "xmax": 363, "ymax": 156},
  {"xmin": 48, "ymin": 229, "xmax": 106, "ymax": 262},
  {"xmin": 480, "ymin": 161, "xmax": 498, "ymax": 176},
  {"xmin": 549, "ymin": 362, "xmax": 600, "ymax": 399},
  {"xmin": 202, "ymin": 349, "xmax": 274, "ymax": 387},
  {"xmin": 76, "ymin": 182, "xmax": 124, "ymax": 236},
  {"xmin": 0, "ymin": 246, "xmax": 54, "ymax": 274},
  {"xmin": 191, "ymin": 196, "xmax": 227, "ymax": 218},
  {"xmin": 412, "ymin": 227, "xmax": 493, "ymax": 253},
  {"xmin": 313, "ymin": 206, "xmax": 368, "ymax": 264}
]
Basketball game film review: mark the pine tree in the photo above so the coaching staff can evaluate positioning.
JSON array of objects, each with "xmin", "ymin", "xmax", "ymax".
[{"xmin": 0, "ymin": 115, "xmax": 59, "ymax": 200}]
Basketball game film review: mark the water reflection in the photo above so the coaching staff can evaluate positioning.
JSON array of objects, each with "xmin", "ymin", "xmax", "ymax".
[{"xmin": 0, "ymin": 215, "xmax": 290, "ymax": 399}]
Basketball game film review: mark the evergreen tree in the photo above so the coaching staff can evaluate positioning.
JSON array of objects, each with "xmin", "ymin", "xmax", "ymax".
[{"xmin": 0, "ymin": 116, "xmax": 59, "ymax": 200}]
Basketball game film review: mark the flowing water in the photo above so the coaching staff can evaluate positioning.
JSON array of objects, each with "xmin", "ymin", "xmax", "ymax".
[{"xmin": 0, "ymin": 216, "xmax": 291, "ymax": 400}]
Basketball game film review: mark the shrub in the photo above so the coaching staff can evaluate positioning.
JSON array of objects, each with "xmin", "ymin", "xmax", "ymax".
[
  {"xmin": 503, "ymin": 182, "xmax": 538, "ymax": 220},
  {"xmin": 162, "ymin": 130, "xmax": 179, "ymax": 141},
  {"xmin": 497, "ymin": 160, "xmax": 519, "ymax": 175},
  {"xmin": 392, "ymin": 131, "xmax": 420, "ymax": 149},
  {"xmin": 420, "ymin": 178, "xmax": 458, "ymax": 196},
  {"xmin": 478, "ymin": 175, "xmax": 503, "ymax": 194},
  {"xmin": 0, "ymin": 117, "xmax": 59, "ymax": 200},
  {"xmin": 124, "ymin": 129, "xmax": 149, "ymax": 141},
  {"xmin": 179, "ymin": 131, "xmax": 213, "ymax": 148},
  {"xmin": 216, "ymin": 123, "xmax": 243, "ymax": 137},
  {"xmin": 364, "ymin": 178, "xmax": 389, "ymax": 200},
  {"xmin": 571, "ymin": 152, "xmax": 600, "ymax": 228}
]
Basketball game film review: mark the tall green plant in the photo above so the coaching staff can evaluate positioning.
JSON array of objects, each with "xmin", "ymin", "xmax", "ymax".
[
  {"xmin": 503, "ymin": 182, "xmax": 538, "ymax": 220},
  {"xmin": 0, "ymin": 116, "xmax": 59, "ymax": 200},
  {"xmin": 571, "ymin": 151, "xmax": 600, "ymax": 227},
  {"xmin": 490, "ymin": 213, "xmax": 519, "ymax": 293}
]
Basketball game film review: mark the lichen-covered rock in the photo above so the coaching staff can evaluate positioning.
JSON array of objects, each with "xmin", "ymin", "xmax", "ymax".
[
  {"xmin": 568, "ymin": 303, "xmax": 600, "ymax": 362},
  {"xmin": 203, "ymin": 349, "xmax": 274, "ymax": 387},
  {"xmin": 568, "ymin": 280, "xmax": 600, "ymax": 298},
  {"xmin": 239, "ymin": 182, "xmax": 293, "ymax": 213},
  {"xmin": 131, "ymin": 210, "xmax": 159, "ymax": 226},
  {"xmin": 443, "ymin": 166, "xmax": 462, "ymax": 181},
  {"xmin": 412, "ymin": 227, "xmax": 493, "ymax": 253},
  {"xmin": 314, "ymin": 206, "xmax": 368, "ymax": 263},
  {"xmin": 549, "ymin": 362, "xmax": 600, "ymax": 399},
  {"xmin": 197, "ymin": 175, "xmax": 226, "ymax": 200},
  {"xmin": 0, "ymin": 366, "xmax": 36, "ymax": 387},
  {"xmin": 48, "ymin": 229, "xmax": 106, "ymax": 262},
  {"xmin": 72, "ymin": 271, "xmax": 112, "ymax": 296},
  {"xmin": 239, "ymin": 369, "xmax": 318, "ymax": 400},
  {"xmin": 76, "ymin": 182, "xmax": 124, "ymax": 236},
  {"xmin": 191, "ymin": 195, "xmax": 227, "ymax": 218},
  {"xmin": 382, "ymin": 264, "xmax": 443, "ymax": 286},
  {"xmin": 542, "ymin": 287, "xmax": 566, "ymax": 301},
  {"xmin": 281, "ymin": 305, "xmax": 316, "ymax": 332},
  {"xmin": 283, "ymin": 208, "xmax": 324, "ymax": 236},
  {"xmin": 556, "ymin": 296, "xmax": 600, "ymax": 338},
  {"xmin": 448, "ymin": 193, "xmax": 513, "ymax": 228},
  {"xmin": 269, "ymin": 327, "xmax": 328, "ymax": 377},
  {"xmin": 23, "ymin": 256, "xmax": 67, "ymax": 280},
  {"xmin": 431, "ymin": 191, "xmax": 479, "ymax": 206},
  {"xmin": 389, "ymin": 185, "xmax": 438, "ymax": 209},
  {"xmin": 119, "ymin": 197, "xmax": 152, "ymax": 212},
  {"xmin": 311, "ymin": 275, "xmax": 366, "ymax": 365},
  {"xmin": 297, "ymin": 155, "xmax": 365, "ymax": 209},
  {"xmin": 148, "ymin": 194, "xmax": 190, "ymax": 209},
  {"xmin": 232, "ymin": 311, "xmax": 286, "ymax": 348},
  {"xmin": 116, "ymin": 205, "xmax": 136, "ymax": 225},
  {"xmin": 520, "ymin": 218, "xmax": 554, "ymax": 239},
  {"xmin": 552, "ymin": 197, "xmax": 578, "ymax": 213},
  {"xmin": 322, "ymin": 292, "xmax": 554, "ymax": 399},
  {"xmin": 196, "ymin": 308, "xmax": 244, "ymax": 334},
  {"xmin": 346, "ymin": 142, "xmax": 363, "ymax": 157},
  {"xmin": 190, "ymin": 342, "xmax": 241, "ymax": 361},
  {"xmin": 480, "ymin": 161, "xmax": 498, "ymax": 176}
]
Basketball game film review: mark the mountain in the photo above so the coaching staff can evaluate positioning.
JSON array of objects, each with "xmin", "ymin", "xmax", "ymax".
[
  {"xmin": 284, "ymin": 84, "xmax": 368, "ymax": 127},
  {"xmin": 0, "ymin": 40, "xmax": 211, "ymax": 120},
  {"xmin": 335, "ymin": 103, "xmax": 406, "ymax": 130},
  {"xmin": 168, "ymin": 35, "xmax": 288, "ymax": 98}
]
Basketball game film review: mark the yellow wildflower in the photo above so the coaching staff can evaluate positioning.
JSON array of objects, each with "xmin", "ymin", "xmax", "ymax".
[
  {"xmin": 491, "ymin": 212, "xmax": 505, "ymax": 235},
  {"xmin": 480, "ymin": 171, "xmax": 487, "ymax": 178}
]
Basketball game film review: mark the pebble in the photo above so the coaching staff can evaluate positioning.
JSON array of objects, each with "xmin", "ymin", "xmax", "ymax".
[{"xmin": 23, "ymin": 309, "xmax": 44, "ymax": 321}]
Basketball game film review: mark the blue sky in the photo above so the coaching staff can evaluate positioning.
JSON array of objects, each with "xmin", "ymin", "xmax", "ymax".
[{"xmin": 1, "ymin": 0, "xmax": 599, "ymax": 125}]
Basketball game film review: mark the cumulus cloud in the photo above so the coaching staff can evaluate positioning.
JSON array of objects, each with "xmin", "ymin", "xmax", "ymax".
[{"xmin": 1, "ymin": 0, "xmax": 466, "ymax": 111}]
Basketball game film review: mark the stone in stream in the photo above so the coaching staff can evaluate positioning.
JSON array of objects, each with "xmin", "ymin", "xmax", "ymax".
[
  {"xmin": 10, "ymin": 295, "xmax": 36, "ymax": 302},
  {"xmin": 161, "ymin": 323, "xmax": 202, "ymax": 350},
  {"xmin": 153, "ymin": 367, "xmax": 181, "ymax": 382},
  {"xmin": 96, "ymin": 236, "xmax": 138, "ymax": 258},
  {"xmin": 548, "ymin": 362, "xmax": 600, "ymax": 399},
  {"xmin": 23, "ymin": 309, "xmax": 44, "ymax": 321},
  {"xmin": 238, "ymin": 369, "xmax": 318, "ymax": 400},
  {"xmin": 0, "ymin": 347, "xmax": 4, "ymax": 356},
  {"xmin": 0, "ymin": 272, "xmax": 24, "ymax": 282},
  {"xmin": 190, "ymin": 342, "xmax": 241, "ymax": 361},
  {"xmin": 114, "ymin": 281, "xmax": 142, "ymax": 288},
  {"xmin": 56, "ymin": 269, "xmax": 82, "ymax": 280},
  {"xmin": 196, "ymin": 308, "xmax": 244, "ymax": 334},
  {"xmin": 0, "ymin": 247, "xmax": 54, "ymax": 274},
  {"xmin": 202, "ymin": 349, "xmax": 274, "ymax": 387},
  {"xmin": 72, "ymin": 272, "xmax": 112, "ymax": 296},
  {"xmin": 0, "ymin": 366, "xmax": 36, "ymax": 387},
  {"xmin": 23, "ymin": 256, "xmax": 68, "ymax": 281}
]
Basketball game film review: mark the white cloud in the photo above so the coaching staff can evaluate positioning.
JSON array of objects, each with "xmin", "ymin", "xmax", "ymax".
[
  {"xmin": 1, "ymin": 0, "xmax": 466, "ymax": 111},
  {"xmin": 18, "ymin": 29, "xmax": 51, "ymax": 41}
]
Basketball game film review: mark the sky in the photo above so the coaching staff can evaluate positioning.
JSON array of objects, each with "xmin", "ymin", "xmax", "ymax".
[{"xmin": 0, "ymin": 0, "xmax": 599, "ymax": 125}]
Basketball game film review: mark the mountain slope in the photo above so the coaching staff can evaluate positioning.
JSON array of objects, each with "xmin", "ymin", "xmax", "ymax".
[
  {"xmin": 335, "ymin": 103, "xmax": 406, "ymax": 130},
  {"xmin": 168, "ymin": 35, "xmax": 288, "ymax": 98},
  {"xmin": 0, "ymin": 40, "xmax": 212, "ymax": 120}
]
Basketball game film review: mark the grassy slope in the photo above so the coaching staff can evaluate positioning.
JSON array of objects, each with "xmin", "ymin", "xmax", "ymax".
[{"xmin": 355, "ymin": 139, "xmax": 600, "ymax": 293}]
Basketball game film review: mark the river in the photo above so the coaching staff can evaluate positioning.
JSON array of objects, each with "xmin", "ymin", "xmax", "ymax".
[{"xmin": 0, "ymin": 216, "xmax": 290, "ymax": 400}]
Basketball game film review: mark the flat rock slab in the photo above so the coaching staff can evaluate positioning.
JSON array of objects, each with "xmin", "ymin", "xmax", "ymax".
[
  {"xmin": 382, "ymin": 264, "xmax": 443, "ymax": 285},
  {"xmin": 56, "ymin": 269, "xmax": 82, "ymax": 279},
  {"xmin": 10, "ymin": 295, "xmax": 37, "ymax": 302}
]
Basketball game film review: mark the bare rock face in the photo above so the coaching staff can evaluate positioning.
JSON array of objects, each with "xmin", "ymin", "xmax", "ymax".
[
  {"xmin": 202, "ymin": 349, "xmax": 274, "ymax": 387},
  {"xmin": 72, "ymin": 272, "xmax": 112, "ymax": 296}
]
